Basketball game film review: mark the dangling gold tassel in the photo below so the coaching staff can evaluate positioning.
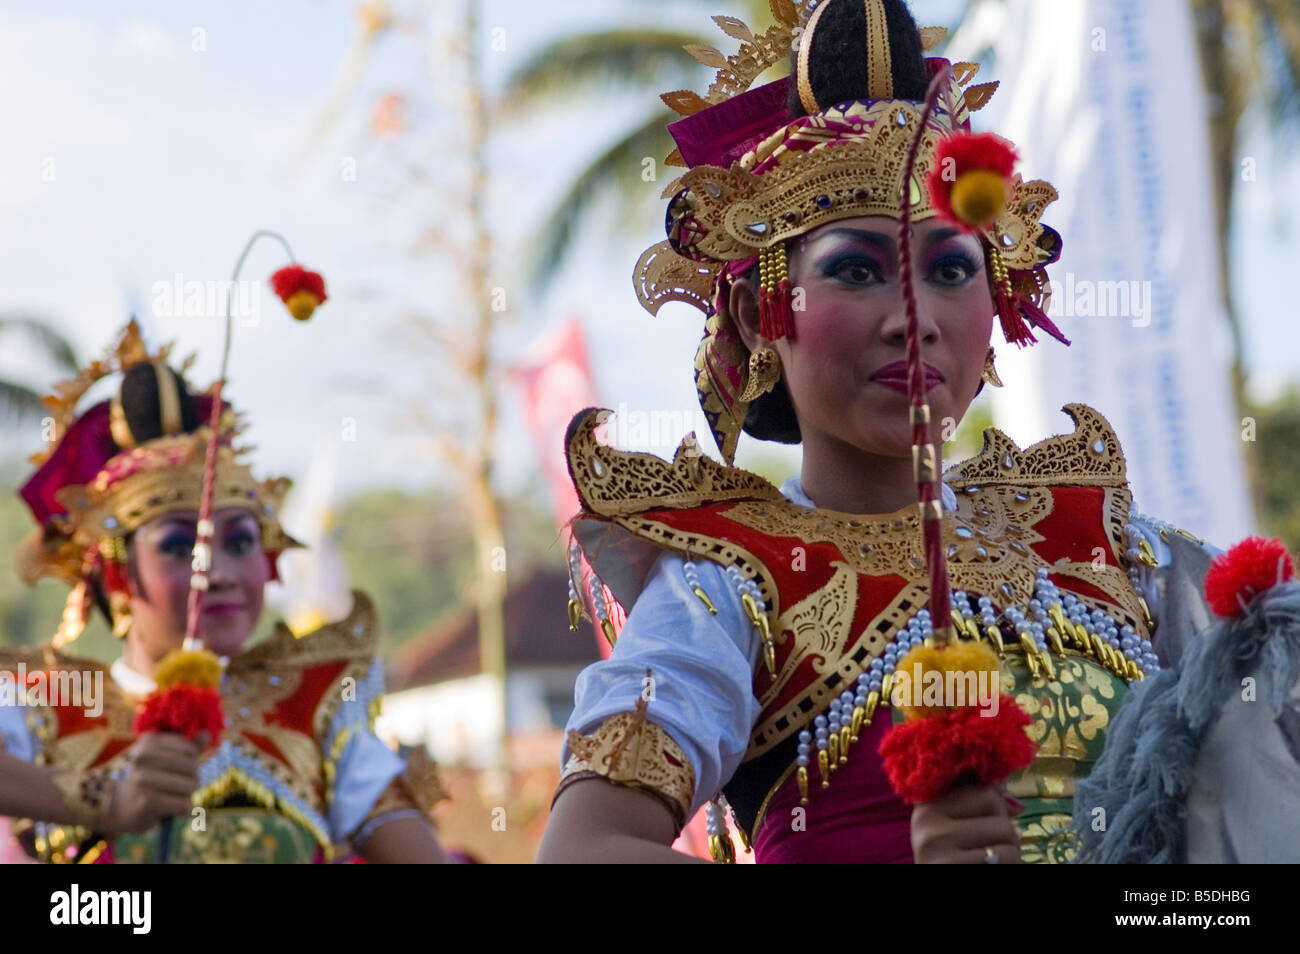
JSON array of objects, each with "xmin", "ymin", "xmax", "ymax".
[
  {"xmin": 110, "ymin": 591, "xmax": 133, "ymax": 639},
  {"xmin": 757, "ymin": 244, "xmax": 795, "ymax": 341},
  {"xmin": 52, "ymin": 582, "xmax": 90, "ymax": 649}
]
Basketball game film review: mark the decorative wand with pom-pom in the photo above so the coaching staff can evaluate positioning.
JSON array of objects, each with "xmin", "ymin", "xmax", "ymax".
[
  {"xmin": 135, "ymin": 230, "xmax": 326, "ymax": 863},
  {"xmin": 878, "ymin": 70, "xmax": 1038, "ymax": 808}
]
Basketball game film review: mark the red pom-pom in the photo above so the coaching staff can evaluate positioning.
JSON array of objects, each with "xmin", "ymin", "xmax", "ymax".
[
  {"xmin": 878, "ymin": 695, "xmax": 1036, "ymax": 804},
  {"xmin": 133, "ymin": 685, "xmax": 224, "ymax": 747},
  {"xmin": 1204, "ymin": 536, "xmax": 1295, "ymax": 618},
  {"xmin": 270, "ymin": 264, "xmax": 327, "ymax": 303},
  {"xmin": 927, "ymin": 132, "xmax": 1018, "ymax": 226}
]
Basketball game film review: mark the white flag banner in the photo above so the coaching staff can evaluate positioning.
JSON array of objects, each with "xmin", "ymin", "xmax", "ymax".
[{"xmin": 968, "ymin": 0, "xmax": 1255, "ymax": 545}]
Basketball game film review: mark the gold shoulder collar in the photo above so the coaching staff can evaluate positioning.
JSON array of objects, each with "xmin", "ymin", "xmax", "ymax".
[
  {"xmin": 566, "ymin": 408, "xmax": 784, "ymax": 517},
  {"xmin": 231, "ymin": 590, "xmax": 379, "ymax": 671},
  {"xmin": 0, "ymin": 643, "xmax": 110, "ymax": 674},
  {"xmin": 944, "ymin": 404, "xmax": 1127, "ymax": 488}
]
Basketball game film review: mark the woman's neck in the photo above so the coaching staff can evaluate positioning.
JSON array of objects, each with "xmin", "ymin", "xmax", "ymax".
[
  {"xmin": 121, "ymin": 636, "xmax": 167, "ymax": 679},
  {"xmin": 798, "ymin": 432, "xmax": 918, "ymax": 515}
]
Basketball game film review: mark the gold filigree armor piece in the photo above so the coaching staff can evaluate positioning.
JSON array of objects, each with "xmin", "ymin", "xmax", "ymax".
[
  {"xmin": 558, "ymin": 703, "xmax": 695, "ymax": 832},
  {"xmin": 50, "ymin": 764, "xmax": 115, "ymax": 832},
  {"xmin": 945, "ymin": 404, "xmax": 1126, "ymax": 487},
  {"xmin": 567, "ymin": 409, "xmax": 784, "ymax": 517}
]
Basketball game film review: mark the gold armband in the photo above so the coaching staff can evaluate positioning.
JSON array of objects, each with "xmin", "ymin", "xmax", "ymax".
[
  {"xmin": 50, "ymin": 764, "xmax": 114, "ymax": 832},
  {"xmin": 556, "ymin": 707, "xmax": 695, "ymax": 832},
  {"xmin": 362, "ymin": 746, "xmax": 449, "ymax": 826}
]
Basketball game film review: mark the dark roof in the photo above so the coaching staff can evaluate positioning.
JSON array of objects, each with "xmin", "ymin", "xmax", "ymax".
[{"xmin": 387, "ymin": 568, "xmax": 602, "ymax": 691}]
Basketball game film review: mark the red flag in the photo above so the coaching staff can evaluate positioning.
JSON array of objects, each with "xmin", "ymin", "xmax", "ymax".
[
  {"xmin": 511, "ymin": 318, "xmax": 596, "ymax": 526},
  {"xmin": 510, "ymin": 318, "xmax": 624, "ymax": 657}
]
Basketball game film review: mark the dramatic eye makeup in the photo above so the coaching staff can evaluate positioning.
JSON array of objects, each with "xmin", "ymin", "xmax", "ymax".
[
  {"xmin": 222, "ymin": 517, "xmax": 260, "ymax": 556},
  {"xmin": 814, "ymin": 228, "xmax": 894, "ymax": 285},
  {"xmin": 810, "ymin": 225, "xmax": 980, "ymax": 288},
  {"xmin": 151, "ymin": 521, "xmax": 195, "ymax": 560},
  {"xmin": 822, "ymin": 251, "xmax": 885, "ymax": 285},
  {"xmin": 150, "ymin": 514, "xmax": 261, "ymax": 560},
  {"xmin": 924, "ymin": 248, "xmax": 980, "ymax": 286},
  {"xmin": 921, "ymin": 229, "xmax": 982, "ymax": 287}
]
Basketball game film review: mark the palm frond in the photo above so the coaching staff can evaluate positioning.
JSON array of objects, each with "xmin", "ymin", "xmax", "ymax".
[
  {"xmin": 522, "ymin": 109, "xmax": 676, "ymax": 292},
  {"xmin": 1258, "ymin": 0, "xmax": 1300, "ymax": 139},
  {"xmin": 0, "ymin": 315, "xmax": 79, "ymax": 372},
  {"xmin": 499, "ymin": 30, "xmax": 706, "ymax": 119},
  {"xmin": 0, "ymin": 380, "xmax": 48, "ymax": 426}
]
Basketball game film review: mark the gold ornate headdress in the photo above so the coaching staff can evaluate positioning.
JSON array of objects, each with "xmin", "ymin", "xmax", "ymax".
[
  {"xmin": 16, "ymin": 320, "xmax": 298, "ymax": 646},
  {"xmin": 633, "ymin": 0, "xmax": 1067, "ymax": 462}
]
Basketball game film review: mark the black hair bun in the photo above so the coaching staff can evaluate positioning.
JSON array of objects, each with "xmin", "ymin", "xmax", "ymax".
[
  {"xmin": 786, "ymin": 0, "xmax": 929, "ymax": 117},
  {"xmin": 115, "ymin": 362, "xmax": 202, "ymax": 449}
]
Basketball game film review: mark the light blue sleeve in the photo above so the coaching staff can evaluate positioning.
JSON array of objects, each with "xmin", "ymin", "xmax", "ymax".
[
  {"xmin": 1126, "ymin": 506, "xmax": 1225, "ymax": 668},
  {"xmin": 0, "ymin": 698, "xmax": 34, "ymax": 762},
  {"xmin": 563, "ymin": 550, "xmax": 762, "ymax": 818},
  {"xmin": 1126, "ymin": 507, "xmax": 1223, "ymax": 613},
  {"xmin": 324, "ymin": 658, "xmax": 407, "ymax": 844}
]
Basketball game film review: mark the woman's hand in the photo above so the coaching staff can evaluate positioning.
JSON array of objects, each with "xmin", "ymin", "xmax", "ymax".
[
  {"xmin": 102, "ymin": 732, "xmax": 205, "ymax": 836},
  {"xmin": 910, "ymin": 784, "xmax": 1022, "ymax": 864}
]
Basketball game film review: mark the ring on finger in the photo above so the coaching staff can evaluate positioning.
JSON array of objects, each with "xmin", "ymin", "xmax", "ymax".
[{"xmin": 983, "ymin": 846, "xmax": 999, "ymax": 864}]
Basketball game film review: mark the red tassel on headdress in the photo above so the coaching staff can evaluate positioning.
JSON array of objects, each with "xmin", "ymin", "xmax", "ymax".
[
  {"xmin": 995, "ymin": 284, "xmax": 1037, "ymax": 349},
  {"xmin": 1015, "ymin": 294, "xmax": 1070, "ymax": 346},
  {"xmin": 758, "ymin": 244, "xmax": 796, "ymax": 341},
  {"xmin": 101, "ymin": 550, "xmax": 129, "ymax": 597},
  {"xmin": 987, "ymin": 244, "xmax": 1036, "ymax": 349},
  {"xmin": 758, "ymin": 279, "xmax": 795, "ymax": 341}
]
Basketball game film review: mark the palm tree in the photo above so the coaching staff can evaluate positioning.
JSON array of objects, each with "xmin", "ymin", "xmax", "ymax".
[
  {"xmin": 1190, "ymin": 0, "xmax": 1300, "ymax": 508},
  {"xmin": 0, "ymin": 316, "xmax": 78, "ymax": 424},
  {"xmin": 500, "ymin": 1, "xmax": 777, "ymax": 289}
]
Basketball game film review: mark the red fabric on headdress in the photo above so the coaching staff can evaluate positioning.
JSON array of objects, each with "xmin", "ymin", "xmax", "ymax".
[
  {"xmin": 19, "ymin": 401, "xmax": 118, "ymax": 527},
  {"xmin": 18, "ymin": 394, "xmax": 221, "ymax": 529},
  {"xmin": 668, "ymin": 78, "xmax": 794, "ymax": 168}
]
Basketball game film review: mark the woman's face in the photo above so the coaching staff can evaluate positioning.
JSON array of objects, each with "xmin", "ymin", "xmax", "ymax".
[
  {"xmin": 127, "ymin": 507, "xmax": 269, "ymax": 658},
  {"xmin": 739, "ymin": 215, "xmax": 994, "ymax": 459}
]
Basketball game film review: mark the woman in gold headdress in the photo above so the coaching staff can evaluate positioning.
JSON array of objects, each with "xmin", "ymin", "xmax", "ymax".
[
  {"xmin": 538, "ymin": 0, "xmax": 1234, "ymax": 864},
  {"xmin": 0, "ymin": 321, "xmax": 447, "ymax": 863}
]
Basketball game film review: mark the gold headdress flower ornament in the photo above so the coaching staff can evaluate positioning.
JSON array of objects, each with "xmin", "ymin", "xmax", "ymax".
[
  {"xmin": 15, "ymin": 232, "xmax": 327, "ymax": 650},
  {"xmin": 633, "ymin": 0, "xmax": 1070, "ymax": 463}
]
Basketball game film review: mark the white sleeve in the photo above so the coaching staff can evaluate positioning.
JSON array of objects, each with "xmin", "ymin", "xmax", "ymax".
[
  {"xmin": 323, "ymin": 658, "xmax": 406, "ymax": 843},
  {"xmin": 564, "ymin": 550, "xmax": 762, "ymax": 818}
]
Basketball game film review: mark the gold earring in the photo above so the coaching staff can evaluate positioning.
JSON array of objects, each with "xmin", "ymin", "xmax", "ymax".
[
  {"xmin": 109, "ymin": 591, "xmax": 133, "ymax": 639},
  {"xmin": 739, "ymin": 346, "xmax": 782, "ymax": 402},
  {"xmin": 981, "ymin": 347, "xmax": 1003, "ymax": 388}
]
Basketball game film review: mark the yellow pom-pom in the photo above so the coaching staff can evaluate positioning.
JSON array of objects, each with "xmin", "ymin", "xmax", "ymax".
[
  {"xmin": 284, "ymin": 291, "xmax": 320, "ymax": 321},
  {"xmin": 154, "ymin": 648, "xmax": 223, "ymax": 689},
  {"xmin": 893, "ymin": 640, "xmax": 1001, "ymax": 720},
  {"xmin": 950, "ymin": 169, "xmax": 1008, "ymax": 226}
]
